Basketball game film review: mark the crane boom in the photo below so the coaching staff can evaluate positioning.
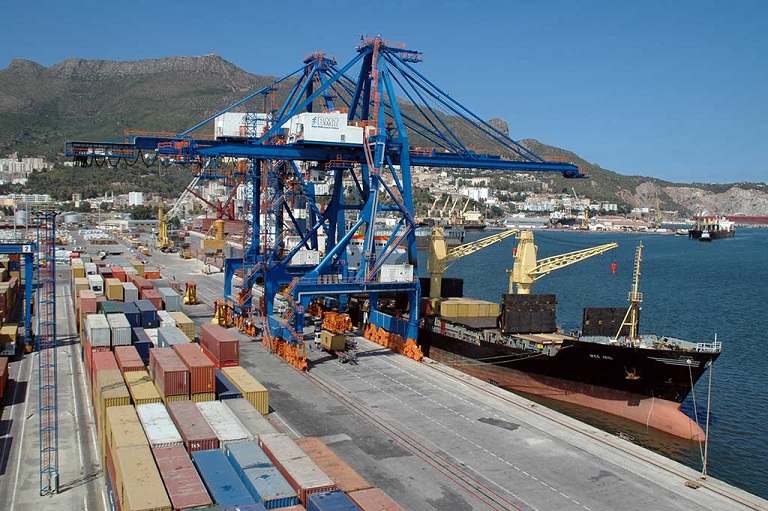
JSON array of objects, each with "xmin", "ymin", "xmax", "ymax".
[{"xmin": 507, "ymin": 230, "xmax": 617, "ymax": 294}]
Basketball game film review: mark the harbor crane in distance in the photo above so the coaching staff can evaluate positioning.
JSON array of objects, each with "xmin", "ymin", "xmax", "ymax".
[
  {"xmin": 428, "ymin": 226, "xmax": 518, "ymax": 299},
  {"xmin": 508, "ymin": 230, "xmax": 618, "ymax": 294},
  {"xmin": 65, "ymin": 37, "xmax": 586, "ymax": 369}
]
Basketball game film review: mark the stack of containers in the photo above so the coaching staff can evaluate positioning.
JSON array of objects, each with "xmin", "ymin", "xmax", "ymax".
[
  {"xmin": 149, "ymin": 348, "xmax": 190, "ymax": 403},
  {"xmin": 73, "ymin": 277, "xmax": 89, "ymax": 302},
  {"xmin": 136, "ymin": 403, "xmax": 184, "ymax": 449},
  {"xmin": 191, "ymin": 449, "xmax": 258, "ymax": 508},
  {"xmin": 157, "ymin": 310, "xmax": 176, "ymax": 328},
  {"xmin": 144, "ymin": 267, "xmax": 161, "ymax": 280},
  {"xmin": 158, "ymin": 287, "xmax": 181, "ymax": 312},
  {"xmin": 307, "ymin": 491, "xmax": 361, "ymax": 511},
  {"xmin": 114, "ymin": 345, "xmax": 144, "ymax": 373},
  {"xmin": 71, "ymin": 258, "xmax": 86, "ymax": 279},
  {"xmin": 107, "ymin": 313, "xmax": 132, "ymax": 347},
  {"xmin": 119, "ymin": 301, "xmax": 141, "ymax": 328},
  {"xmin": 173, "ymin": 343, "xmax": 215, "ymax": 402},
  {"xmin": 167, "ymin": 400, "xmax": 220, "ymax": 453},
  {"xmin": 169, "ymin": 311, "xmax": 195, "ymax": 340},
  {"xmin": 158, "ymin": 327, "xmax": 189, "ymax": 348},
  {"xmin": 110, "ymin": 266, "xmax": 126, "ymax": 282},
  {"xmin": 215, "ymin": 370, "xmax": 242, "ymax": 401},
  {"xmin": 104, "ymin": 405, "xmax": 148, "ymax": 492},
  {"xmin": 136, "ymin": 299, "xmax": 159, "ymax": 328},
  {"xmin": 294, "ymin": 438, "xmax": 372, "ymax": 494},
  {"xmin": 131, "ymin": 274, "xmax": 152, "ymax": 292},
  {"xmin": 104, "ymin": 277, "xmax": 123, "ymax": 301},
  {"xmin": 347, "ymin": 488, "xmax": 405, "ymax": 510},
  {"xmin": 200, "ymin": 324, "xmax": 240, "ymax": 367},
  {"xmin": 78, "ymin": 289, "xmax": 97, "ymax": 330},
  {"xmin": 152, "ymin": 445, "xmax": 213, "ymax": 510},
  {"xmin": 145, "ymin": 328, "xmax": 159, "ymax": 347},
  {"xmin": 142, "ymin": 288, "xmax": 163, "ymax": 310},
  {"xmin": 225, "ymin": 441, "xmax": 300, "ymax": 508},
  {"xmin": 259, "ymin": 433, "xmax": 337, "ymax": 504},
  {"xmin": 223, "ymin": 398, "xmax": 278, "ymax": 438},
  {"xmin": 98, "ymin": 301, "xmax": 122, "ymax": 315},
  {"xmin": 221, "ymin": 366, "xmax": 269, "ymax": 418},
  {"xmin": 89, "ymin": 351, "xmax": 118, "ymax": 398},
  {"xmin": 196, "ymin": 401, "xmax": 253, "ymax": 447},
  {"xmin": 124, "ymin": 370, "xmax": 163, "ymax": 406},
  {"xmin": 123, "ymin": 282, "xmax": 139, "ymax": 302},
  {"xmin": 113, "ymin": 445, "xmax": 172, "ymax": 511},
  {"xmin": 95, "ymin": 369, "xmax": 131, "ymax": 461},
  {"xmin": 85, "ymin": 314, "xmax": 111, "ymax": 365}
]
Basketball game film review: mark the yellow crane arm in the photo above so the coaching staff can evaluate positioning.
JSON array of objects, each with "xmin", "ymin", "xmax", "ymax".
[
  {"xmin": 445, "ymin": 229, "xmax": 519, "ymax": 263},
  {"xmin": 528, "ymin": 242, "xmax": 617, "ymax": 279}
]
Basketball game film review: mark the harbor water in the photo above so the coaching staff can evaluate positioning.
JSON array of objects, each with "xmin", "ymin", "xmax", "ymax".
[{"xmin": 418, "ymin": 227, "xmax": 768, "ymax": 500}]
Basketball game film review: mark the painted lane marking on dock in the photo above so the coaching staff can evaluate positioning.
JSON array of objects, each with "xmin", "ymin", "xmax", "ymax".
[{"xmin": 10, "ymin": 352, "xmax": 35, "ymax": 511}]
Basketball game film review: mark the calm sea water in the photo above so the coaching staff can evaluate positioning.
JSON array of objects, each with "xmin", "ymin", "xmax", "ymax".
[{"xmin": 418, "ymin": 228, "xmax": 768, "ymax": 499}]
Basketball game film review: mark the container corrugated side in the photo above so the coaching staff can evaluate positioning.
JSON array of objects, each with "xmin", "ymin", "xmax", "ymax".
[
  {"xmin": 173, "ymin": 343, "xmax": 215, "ymax": 395},
  {"xmin": 280, "ymin": 456, "xmax": 338, "ymax": 505},
  {"xmin": 306, "ymin": 491, "xmax": 360, "ymax": 511},
  {"xmin": 105, "ymin": 405, "xmax": 148, "ymax": 457},
  {"xmin": 190, "ymin": 449, "xmax": 257, "ymax": 508},
  {"xmin": 348, "ymin": 488, "xmax": 405, "ymax": 511},
  {"xmin": 259, "ymin": 433, "xmax": 306, "ymax": 463},
  {"xmin": 168, "ymin": 311, "xmax": 195, "ymax": 340},
  {"xmin": 191, "ymin": 392, "xmax": 216, "ymax": 403},
  {"xmin": 86, "ymin": 314, "xmax": 111, "ymax": 348},
  {"xmin": 221, "ymin": 366, "xmax": 269, "ymax": 417},
  {"xmin": 123, "ymin": 370, "xmax": 162, "ymax": 406},
  {"xmin": 113, "ymin": 444, "xmax": 172, "ymax": 511},
  {"xmin": 200, "ymin": 324, "xmax": 239, "ymax": 366},
  {"xmin": 107, "ymin": 313, "xmax": 132, "ymax": 347},
  {"xmin": 196, "ymin": 400, "xmax": 253, "ymax": 446},
  {"xmin": 136, "ymin": 402, "xmax": 184, "ymax": 449},
  {"xmin": 122, "ymin": 282, "xmax": 139, "ymax": 303},
  {"xmin": 215, "ymin": 369, "xmax": 242, "ymax": 400},
  {"xmin": 114, "ymin": 345, "xmax": 144, "ymax": 373},
  {"xmin": 158, "ymin": 287, "xmax": 181, "ymax": 312},
  {"xmin": 152, "ymin": 445, "xmax": 213, "ymax": 510},
  {"xmin": 119, "ymin": 301, "xmax": 141, "ymax": 328},
  {"xmin": 149, "ymin": 348, "xmax": 189, "ymax": 397},
  {"xmin": 295, "ymin": 437, "xmax": 371, "ymax": 493},
  {"xmin": 136, "ymin": 299, "xmax": 159, "ymax": 328},
  {"xmin": 96, "ymin": 369, "xmax": 131, "ymax": 463},
  {"xmin": 166, "ymin": 400, "xmax": 219, "ymax": 453},
  {"xmin": 224, "ymin": 398, "xmax": 278, "ymax": 438},
  {"xmin": 243, "ymin": 465, "xmax": 300, "ymax": 509},
  {"xmin": 157, "ymin": 326, "xmax": 190, "ymax": 348}
]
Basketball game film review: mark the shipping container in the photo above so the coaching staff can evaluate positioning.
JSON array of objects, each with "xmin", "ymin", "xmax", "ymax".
[
  {"xmin": 145, "ymin": 328, "xmax": 159, "ymax": 346},
  {"xmin": 223, "ymin": 398, "xmax": 278, "ymax": 438},
  {"xmin": 123, "ymin": 370, "xmax": 163, "ymax": 406},
  {"xmin": 85, "ymin": 314, "xmax": 111, "ymax": 348},
  {"xmin": 157, "ymin": 310, "xmax": 176, "ymax": 328},
  {"xmin": 191, "ymin": 449, "xmax": 257, "ymax": 507},
  {"xmin": 191, "ymin": 392, "xmax": 216, "ymax": 403},
  {"xmin": 105, "ymin": 277, "xmax": 124, "ymax": 301},
  {"xmin": 306, "ymin": 491, "xmax": 360, "ymax": 511},
  {"xmin": 142, "ymin": 288, "xmax": 163, "ymax": 310},
  {"xmin": 111, "ymin": 266, "xmax": 127, "ymax": 283},
  {"xmin": 123, "ymin": 282, "xmax": 139, "ymax": 303},
  {"xmin": 260, "ymin": 434, "xmax": 337, "ymax": 504},
  {"xmin": 91, "ymin": 350, "xmax": 119, "ymax": 391},
  {"xmin": 169, "ymin": 311, "xmax": 195, "ymax": 340},
  {"xmin": 167, "ymin": 400, "xmax": 220, "ymax": 453},
  {"xmin": 225, "ymin": 440, "xmax": 272, "ymax": 473},
  {"xmin": 347, "ymin": 488, "xmax": 404, "ymax": 511},
  {"xmin": 221, "ymin": 366, "xmax": 269, "ymax": 418},
  {"xmin": 113, "ymin": 444, "xmax": 172, "ymax": 511},
  {"xmin": 158, "ymin": 327, "xmax": 190, "ymax": 348},
  {"xmin": 215, "ymin": 370, "xmax": 243, "ymax": 400},
  {"xmin": 152, "ymin": 445, "xmax": 213, "ymax": 510},
  {"xmin": 105, "ymin": 405, "xmax": 148, "ymax": 456},
  {"xmin": 96, "ymin": 369, "xmax": 131, "ymax": 458},
  {"xmin": 136, "ymin": 299, "xmax": 159, "ymax": 328},
  {"xmin": 114, "ymin": 345, "xmax": 144, "ymax": 373},
  {"xmin": 200, "ymin": 324, "xmax": 239, "ymax": 367},
  {"xmin": 88, "ymin": 274, "xmax": 104, "ymax": 295},
  {"xmin": 149, "ymin": 348, "xmax": 189, "ymax": 398},
  {"xmin": 79, "ymin": 289, "xmax": 98, "ymax": 315},
  {"xmin": 0, "ymin": 357, "xmax": 8, "ymax": 400},
  {"xmin": 120, "ymin": 302, "xmax": 141, "ymax": 328},
  {"xmin": 259, "ymin": 434, "xmax": 306, "ymax": 463},
  {"xmin": 196, "ymin": 400, "xmax": 253, "ymax": 446},
  {"xmin": 295, "ymin": 438, "xmax": 371, "ymax": 493},
  {"xmin": 99, "ymin": 300, "xmax": 124, "ymax": 315},
  {"xmin": 107, "ymin": 313, "xmax": 132, "ymax": 347},
  {"xmin": 243, "ymin": 465, "xmax": 301, "ymax": 509},
  {"xmin": 158, "ymin": 287, "xmax": 181, "ymax": 312},
  {"xmin": 136, "ymin": 402, "xmax": 184, "ymax": 448},
  {"xmin": 173, "ymin": 343, "xmax": 215, "ymax": 395}
]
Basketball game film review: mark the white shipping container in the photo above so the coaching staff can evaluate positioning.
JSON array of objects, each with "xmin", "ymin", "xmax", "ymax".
[
  {"xmin": 196, "ymin": 401, "xmax": 253, "ymax": 447},
  {"xmin": 223, "ymin": 398, "xmax": 278, "ymax": 439},
  {"xmin": 282, "ymin": 112, "xmax": 363, "ymax": 145},
  {"xmin": 157, "ymin": 310, "xmax": 176, "ymax": 328},
  {"xmin": 85, "ymin": 263, "xmax": 98, "ymax": 276},
  {"xmin": 215, "ymin": 112, "xmax": 270, "ymax": 139},
  {"xmin": 281, "ymin": 455, "xmax": 336, "ymax": 492},
  {"xmin": 123, "ymin": 282, "xmax": 139, "ymax": 302},
  {"xmin": 258, "ymin": 433, "xmax": 306, "ymax": 462},
  {"xmin": 87, "ymin": 274, "xmax": 104, "ymax": 295},
  {"xmin": 379, "ymin": 264, "xmax": 413, "ymax": 283},
  {"xmin": 106, "ymin": 313, "xmax": 132, "ymax": 346},
  {"xmin": 136, "ymin": 403, "xmax": 184, "ymax": 448},
  {"xmin": 145, "ymin": 328, "xmax": 159, "ymax": 346},
  {"xmin": 85, "ymin": 314, "xmax": 111, "ymax": 347}
]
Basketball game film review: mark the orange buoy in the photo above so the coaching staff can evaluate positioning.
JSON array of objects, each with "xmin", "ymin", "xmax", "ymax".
[{"xmin": 611, "ymin": 262, "xmax": 617, "ymax": 275}]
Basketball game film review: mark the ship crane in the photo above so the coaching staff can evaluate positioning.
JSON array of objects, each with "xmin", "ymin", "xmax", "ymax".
[
  {"xmin": 428, "ymin": 226, "xmax": 518, "ymax": 299},
  {"xmin": 615, "ymin": 241, "xmax": 643, "ymax": 341},
  {"xmin": 155, "ymin": 204, "xmax": 175, "ymax": 252},
  {"xmin": 508, "ymin": 230, "xmax": 618, "ymax": 294}
]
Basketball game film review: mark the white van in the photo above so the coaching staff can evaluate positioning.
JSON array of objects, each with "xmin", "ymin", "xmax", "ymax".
[{"xmin": 87, "ymin": 274, "xmax": 104, "ymax": 295}]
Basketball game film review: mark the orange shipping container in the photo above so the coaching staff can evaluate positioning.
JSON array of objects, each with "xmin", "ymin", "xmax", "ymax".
[
  {"xmin": 172, "ymin": 343, "xmax": 215, "ymax": 395},
  {"xmin": 295, "ymin": 437, "xmax": 372, "ymax": 493},
  {"xmin": 114, "ymin": 345, "xmax": 145, "ymax": 373},
  {"xmin": 348, "ymin": 488, "xmax": 405, "ymax": 511}
]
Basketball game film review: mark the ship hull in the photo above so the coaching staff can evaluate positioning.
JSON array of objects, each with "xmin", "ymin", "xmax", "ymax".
[
  {"xmin": 688, "ymin": 229, "xmax": 735, "ymax": 240},
  {"xmin": 419, "ymin": 327, "xmax": 716, "ymax": 440}
]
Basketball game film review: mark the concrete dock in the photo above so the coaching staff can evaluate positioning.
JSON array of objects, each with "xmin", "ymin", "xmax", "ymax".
[{"xmin": 1, "ymin": 235, "xmax": 766, "ymax": 510}]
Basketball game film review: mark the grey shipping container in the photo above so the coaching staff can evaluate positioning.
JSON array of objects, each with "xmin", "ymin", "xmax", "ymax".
[
  {"xmin": 106, "ymin": 313, "xmax": 132, "ymax": 346},
  {"xmin": 158, "ymin": 326, "xmax": 190, "ymax": 348},
  {"xmin": 123, "ymin": 282, "xmax": 139, "ymax": 303}
]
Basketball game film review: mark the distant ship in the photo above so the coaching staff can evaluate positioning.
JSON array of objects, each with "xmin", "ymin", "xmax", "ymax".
[{"xmin": 688, "ymin": 216, "xmax": 735, "ymax": 240}]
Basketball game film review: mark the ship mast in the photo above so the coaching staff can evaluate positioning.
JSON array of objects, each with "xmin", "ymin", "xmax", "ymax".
[{"xmin": 615, "ymin": 242, "xmax": 643, "ymax": 342}]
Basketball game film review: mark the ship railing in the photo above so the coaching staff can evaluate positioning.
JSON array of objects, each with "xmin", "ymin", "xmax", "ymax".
[{"xmin": 696, "ymin": 341, "xmax": 722, "ymax": 353}]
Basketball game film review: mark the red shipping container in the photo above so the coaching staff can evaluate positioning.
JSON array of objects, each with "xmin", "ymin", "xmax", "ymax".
[
  {"xmin": 173, "ymin": 344, "xmax": 215, "ymax": 395},
  {"xmin": 200, "ymin": 324, "xmax": 239, "ymax": 367},
  {"xmin": 79, "ymin": 289, "xmax": 98, "ymax": 315},
  {"xmin": 149, "ymin": 348, "xmax": 189, "ymax": 397},
  {"xmin": 348, "ymin": 488, "xmax": 405, "ymax": 511},
  {"xmin": 141, "ymin": 288, "xmax": 163, "ymax": 310},
  {"xmin": 0, "ymin": 357, "xmax": 8, "ymax": 399},
  {"xmin": 110, "ymin": 266, "xmax": 127, "ymax": 283},
  {"xmin": 152, "ymin": 445, "xmax": 212, "ymax": 510},
  {"xmin": 166, "ymin": 400, "xmax": 219, "ymax": 453},
  {"xmin": 105, "ymin": 443, "xmax": 123, "ymax": 511},
  {"xmin": 114, "ymin": 346, "xmax": 145, "ymax": 373},
  {"xmin": 133, "ymin": 276, "xmax": 153, "ymax": 291},
  {"xmin": 92, "ymin": 350, "xmax": 119, "ymax": 389}
]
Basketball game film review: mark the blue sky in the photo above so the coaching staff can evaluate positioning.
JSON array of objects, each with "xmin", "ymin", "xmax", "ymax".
[{"xmin": 1, "ymin": 0, "xmax": 766, "ymax": 184}]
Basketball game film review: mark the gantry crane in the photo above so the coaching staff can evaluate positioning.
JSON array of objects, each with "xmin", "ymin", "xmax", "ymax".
[
  {"xmin": 428, "ymin": 226, "xmax": 518, "ymax": 298},
  {"xmin": 508, "ymin": 230, "xmax": 617, "ymax": 294},
  {"xmin": 65, "ymin": 38, "xmax": 585, "ymax": 368}
]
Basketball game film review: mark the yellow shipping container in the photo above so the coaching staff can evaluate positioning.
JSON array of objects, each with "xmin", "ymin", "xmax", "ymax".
[
  {"xmin": 72, "ymin": 266, "xmax": 86, "ymax": 279},
  {"xmin": 130, "ymin": 261, "xmax": 145, "ymax": 276},
  {"xmin": 0, "ymin": 255, "xmax": 8, "ymax": 269},
  {"xmin": 168, "ymin": 311, "xmax": 195, "ymax": 340},
  {"xmin": 438, "ymin": 297, "xmax": 499, "ymax": 318},
  {"xmin": 320, "ymin": 330, "xmax": 346, "ymax": 351},
  {"xmin": 9, "ymin": 270, "xmax": 20, "ymax": 280},
  {"xmin": 73, "ymin": 277, "xmax": 89, "ymax": 300},
  {"xmin": 161, "ymin": 393, "xmax": 189, "ymax": 405},
  {"xmin": 105, "ymin": 405, "xmax": 148, "ymax": 466},
  {"xmin": 221, "ymin": 366, "xmax": 269, "ymax": 418},
  {"xmin": 113, "ymin": 445, "xmax": 171, "ymax": 511},
  {"xmin": 191, "ymin": 392, "xmax": 216, "ymax": 403},
  {"xmin": 105, "ymin": 278, "xmax": 124, "ymax": 301},
  {"xmin": 0, "ymin": 324, "xmax": 18, "ymax": 348},
  {"xmin": 95, "ymin": 369, "xmax": 131, "ymax": 459},
  {"xmin": 124, "ymin": 371, "xmax": 163, "ymax": 406}
]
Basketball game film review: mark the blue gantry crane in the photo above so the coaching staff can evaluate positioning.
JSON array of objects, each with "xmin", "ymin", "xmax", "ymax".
[{"xmin": 65, "ymin": 37, "xmax": 584, "ymax": 369}]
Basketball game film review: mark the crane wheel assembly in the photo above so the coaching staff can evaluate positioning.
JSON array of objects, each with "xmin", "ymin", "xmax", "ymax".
[
  {"xmin": 364, "ymin": 323, "xmax": 424, "ymax": 362},
  {"xmin": 263, "ymin": 335, "xmax": 308, "ymax": 371}
]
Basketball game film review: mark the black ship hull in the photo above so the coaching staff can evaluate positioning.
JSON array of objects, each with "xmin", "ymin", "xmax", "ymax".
[{"xmin": 688, "ymin": 229, "xmax": 735, "ymax": 240}]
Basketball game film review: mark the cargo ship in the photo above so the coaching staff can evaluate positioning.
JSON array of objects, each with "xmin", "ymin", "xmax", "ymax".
[
  {"xmin": 688, "ymin": 215, "xmax": 735, "ymax": 240},
  {"xmin": 417, "ymin": 241, "xmax": 722, "ymax": 440}
]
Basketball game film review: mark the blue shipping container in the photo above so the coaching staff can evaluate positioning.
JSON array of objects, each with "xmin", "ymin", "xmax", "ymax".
[
  {"xmin": 225, "ymin": 441, "xmax": 272, "ymax": 480},
  {"xmin": 136, "ymin": 299, "xmax": 159, "ymax": 328},
  {"xmin": 242, "ymin": 466, "xmax": 299, "ymax": 509},
  {"xmin": 120, "ymin": 302, "xmax": 141, "ymax": 328},
  {"xmin": 307, "ymin": 491, "xmax": 361, "ymax": 511},
  {"xmin": 216, "ymin": 369, "xmax": 242, "ymax": 400},
  {"xmin": 132, "ymin": 326, "xmax": 151, "ymax": 344},
  {"xmin": 223, "ymin": 504, "xmax": 268, "ymax": 511},
  {"xmin": 191, "ymin": 449, "xmax": 258, "ymax": 508}
]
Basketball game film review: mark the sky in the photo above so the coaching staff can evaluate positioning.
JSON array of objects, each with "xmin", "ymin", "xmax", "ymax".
[{"xmin": 1, "ymin": 0, "xmax": 766, "ymax": 184}]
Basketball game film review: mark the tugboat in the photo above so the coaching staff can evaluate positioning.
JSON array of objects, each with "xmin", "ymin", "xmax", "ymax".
[{"xmin": 688, "ymin": 215, "xmax": 735, "ymax": 240}]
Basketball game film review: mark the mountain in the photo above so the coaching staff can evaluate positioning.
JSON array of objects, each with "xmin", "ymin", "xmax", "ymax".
[{"xmin": 1, "ymin": 56, "xmax": 766, "ymax": 216}]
